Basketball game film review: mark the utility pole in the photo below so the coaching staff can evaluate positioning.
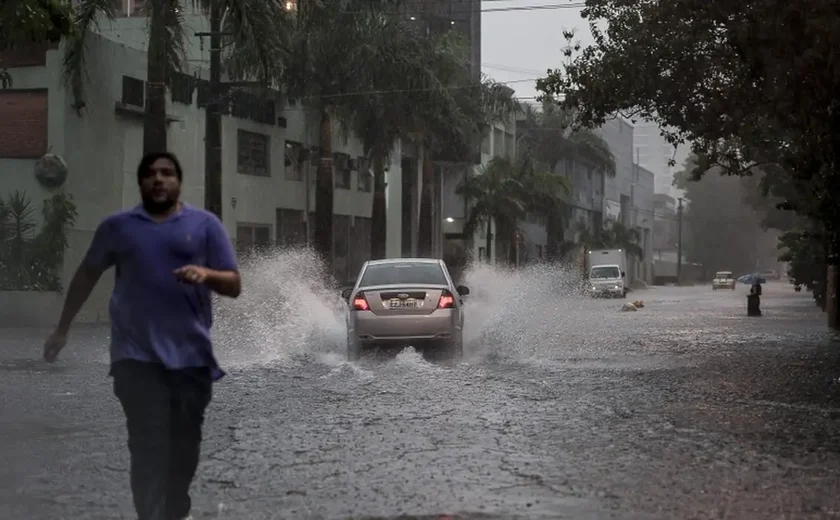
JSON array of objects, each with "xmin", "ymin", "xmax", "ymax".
[
  {"xmin": 196, "ymin": 4, "xmax": 262, "ymax": 220},
  {"xmin": 199, "ymin": 0, "xmax": 223, "ymax": 219},
  {"xmin": 677, "ymin": 197, "xmax": 684, "ymax": 284}
]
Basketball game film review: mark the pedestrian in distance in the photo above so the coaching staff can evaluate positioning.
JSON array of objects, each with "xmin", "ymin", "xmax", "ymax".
[{"xmin": 42, "ymin": 151, "xmax": 241, "ymax": 520}]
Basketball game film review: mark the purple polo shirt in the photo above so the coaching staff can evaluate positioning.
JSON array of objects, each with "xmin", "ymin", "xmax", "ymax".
[{"xmin": 83, "ymin": 203, "xmax": 238, "ymax": 381}]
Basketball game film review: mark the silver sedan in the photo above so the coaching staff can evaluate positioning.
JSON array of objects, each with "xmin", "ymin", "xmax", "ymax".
[{"xmin": 342, "ymin": 258, "xmax": 469, "ymax": 361}]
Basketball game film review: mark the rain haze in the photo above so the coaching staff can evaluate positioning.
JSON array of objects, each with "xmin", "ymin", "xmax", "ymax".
[{"xmin": 1, "ymin": 0, "xmax": 839, "ymax": 519}]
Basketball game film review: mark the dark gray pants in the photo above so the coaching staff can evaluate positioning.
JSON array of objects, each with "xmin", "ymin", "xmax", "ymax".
[{"xmin": 112, "ymin": 360, "xmax": 212, "ymax": 520}]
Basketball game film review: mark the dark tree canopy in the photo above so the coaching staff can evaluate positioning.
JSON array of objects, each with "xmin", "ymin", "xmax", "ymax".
[{"xmin": 536, "ymin": 0, "xmax": 840, "ymax": 245}]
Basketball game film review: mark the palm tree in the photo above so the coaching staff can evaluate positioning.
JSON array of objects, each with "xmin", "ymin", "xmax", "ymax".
[
  {"xmin": 413, "ymin": 73, "xmax": 521, "ymax": 258},
  {"xmin": 339, "ymin": 20, "xmax": 468, "ymax": 260},
  {"xmin": 458, "ymin": 156, "xmax": 568, "ymax": 265},
  {"xmin": 285, "ymin": 0, "xmax": 423, "ymax": 265},
  {"xmin": 457, "ymin": 158, "xmax": 525, "ymax": 262},
  {"xmin": 62, "ymin": 0, "xmax": 287, "ymax": 153},
  {"xmin": 517, "ymin": 99, "xmax": 615, "ymax": 260}
]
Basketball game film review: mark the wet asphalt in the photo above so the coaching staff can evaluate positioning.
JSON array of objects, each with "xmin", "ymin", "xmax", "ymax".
[{"xmin": 1, "ymin": 280, "xmax": 839, "ymax": 519}]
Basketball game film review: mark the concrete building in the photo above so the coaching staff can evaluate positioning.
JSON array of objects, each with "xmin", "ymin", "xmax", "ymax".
[
  {"xmin": 404, "ymin": 0, "xmax": 481, "ymax": 80},
  {"xmin": 0, "ymin": 31, "xmax": 405, "ymax": 324},
  {"xmin": 593, "ymin": 118, "xmax": 656, "ymax": 285},
  {"xmin": 633, "ymin": 118, "xmax": 690, "ymax": 201}
]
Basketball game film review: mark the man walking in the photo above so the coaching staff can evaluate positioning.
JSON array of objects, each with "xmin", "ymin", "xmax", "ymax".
[{"xmin": 43, "ymin": 151, "xmax": 241, "ymax": 520}]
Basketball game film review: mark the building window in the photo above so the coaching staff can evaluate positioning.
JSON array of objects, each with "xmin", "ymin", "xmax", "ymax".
[
  {"xmin": 237, "ymin": 130, "xmax": 270, "ymax": 176},
  {"xmin": 334, "ymin": 152, "xmax": 351, "ymax": 189},
  {"xmin": 122, "ymin": 75, "xmax": 145, "ymax": 108},
  {"xmin": 481, "ymin": 131, "xmax": 490, "ymax": 154},
  {"xmin": 284, "ymin": 140, "xmax": 305, "ymax": 181},
  {"xmin": 236, "ymin": 222, "xmax": 272, "ymax": 252}
]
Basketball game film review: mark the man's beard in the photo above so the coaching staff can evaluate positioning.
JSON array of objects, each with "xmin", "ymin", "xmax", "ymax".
[{"xmin": 141, "ymin": 195, "xmax": 178, "ymax": 215}]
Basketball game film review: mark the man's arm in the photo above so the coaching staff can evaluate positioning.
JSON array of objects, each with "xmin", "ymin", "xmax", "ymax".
[
  {"xmin": 204, "ymin": 215, "xmax": 241, "ymax": 298},
  {"xmin": 56, "ymin": 264, "xmax": 105, "ymax": 333},
  {"xmin": 55, "ymin": 219, "xmax": 115, "ymax": 333},
  {"xmin": 205, "ymin": 270, "xmax": 241, "ymax": 298}
]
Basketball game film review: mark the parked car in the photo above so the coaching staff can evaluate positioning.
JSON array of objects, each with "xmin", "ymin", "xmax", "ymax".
[
  {"xmin": 342, "ymin": 258, "xmax": 469, "ymax": 361},
  {"xmin": 712, "ymin": 271, "xmax": 736, "ymax": 290}
]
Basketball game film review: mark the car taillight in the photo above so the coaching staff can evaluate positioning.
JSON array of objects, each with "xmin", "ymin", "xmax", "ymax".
[
  {"xmin": 352, "ymin": 293, "xmax": 370, "ymax": 311},
  {"xmin": 437, "ymin": 290, "xmax": 455, "ymax": 309}
]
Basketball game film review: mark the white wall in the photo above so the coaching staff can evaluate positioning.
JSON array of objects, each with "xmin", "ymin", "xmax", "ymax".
[{"xmin": 0, "ymin": 31, "xmax": 405, "ymax": 325}]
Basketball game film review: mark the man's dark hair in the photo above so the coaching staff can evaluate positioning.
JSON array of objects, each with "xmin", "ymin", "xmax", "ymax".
[{"xmin": 137, "ymin": 151, "xmax": 183, "ymax": 184}]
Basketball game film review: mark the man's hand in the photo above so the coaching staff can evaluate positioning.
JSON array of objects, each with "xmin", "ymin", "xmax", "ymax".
[
  {"xmin": 43, "ymin": 330, "xmax": 67, "ymax": 363},
  {"xmin": 174, "ymin": 265, "xmax": 210, "ymax": 285}
]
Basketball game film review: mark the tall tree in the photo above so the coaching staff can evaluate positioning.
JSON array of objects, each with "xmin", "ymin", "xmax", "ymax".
[
  {"xmin": 457, "ymin": 156, "xmax": 568, "ymax": 264},
  {"xmin": 536, "ymin": 0, "xmax": 840, "ymax": 304},
  {"xmin": 412, "ymin": 73, "xmax": 522, "ymax": 259},
  {"xmin": 284, "ymin": 0, "xmax": 412, "ymax": 266},
  {"xmin": 62, "ymin": 0, "xmax": 287, "ymax": 153},
  {"xmin": 517, "ymin": 100, "xmax": 615, "ymax": 260},
  {"xmin": 340, "ymin": 23, "xmax": 469, "ymax": 260}
]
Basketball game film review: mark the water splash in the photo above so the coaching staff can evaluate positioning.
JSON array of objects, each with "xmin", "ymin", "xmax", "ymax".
[
  {"xmin": 214, "ymin": 247, "xmax": 347, "ymax": 368},
  {"xmin": 213, "ymin": 248, "xmax": 616, "ymax": 369},
  {"xmin": 460, "ymin": 260, "xmax": 606, "ymax": 362}
]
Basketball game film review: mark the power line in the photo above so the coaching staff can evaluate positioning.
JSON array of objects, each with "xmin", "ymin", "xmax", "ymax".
[
  {"xmin": 207, "ymin": 78, "xmax": 541, "ymax": 107},
  {"xmin": 331, "ymin": 2, "xmax": 586, "ymax": 15}
]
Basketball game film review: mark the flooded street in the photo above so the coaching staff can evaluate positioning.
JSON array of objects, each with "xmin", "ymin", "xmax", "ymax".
[{"xmin": 2, "ymin": 261, "xmax": 839, "ymax": 519}]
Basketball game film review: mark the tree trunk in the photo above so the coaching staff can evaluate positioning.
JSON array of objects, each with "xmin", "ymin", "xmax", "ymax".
[
  {"xmin": 545, "ymin": 206, "xmax": 562, "ymax": 261},
  {"xmin": 143, "ymin": 0, "xmax": 169, "ymax": 154},
  {"xmin": 370, "ymin": 151, "xmax": 387, "ymax": 260},
  {"xmin": 313, "ymin": 107, "xmax": 334, "ymax": 268},
  {"xmin": 484, "ymin": 218, "xmax": 492, "ymax": 263},
  {"xmin": 417, "ymin": 151, "xmax": 435, "ymax": 257},
  {"xmin": 507, "ymin": 225, "xmax": 518, "ymax": 266},
  {"xmin": 204, "ymin": 0, "xmax": 223, "ymax": 218}
]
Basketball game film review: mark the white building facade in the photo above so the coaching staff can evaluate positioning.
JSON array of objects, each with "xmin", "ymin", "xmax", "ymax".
[{"xmin": 0, "ymin": 28, "xmax": 408, "ymax": 324}]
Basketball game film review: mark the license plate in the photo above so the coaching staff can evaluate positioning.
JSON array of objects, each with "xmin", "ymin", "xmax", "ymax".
[{"xmin": 389, "ymin": 298, "xmax": 418, "ymax": 309}]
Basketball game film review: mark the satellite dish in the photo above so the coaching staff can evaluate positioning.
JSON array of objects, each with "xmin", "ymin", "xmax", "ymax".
[{"xmin": 34, "ymin": 153, "xmax": 68, "ymax": 189}]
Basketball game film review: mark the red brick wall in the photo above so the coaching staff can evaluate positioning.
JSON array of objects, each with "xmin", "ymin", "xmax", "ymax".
[{"xmin": 0, "ymin": 90, "xmax": 49, "ymax": 159}]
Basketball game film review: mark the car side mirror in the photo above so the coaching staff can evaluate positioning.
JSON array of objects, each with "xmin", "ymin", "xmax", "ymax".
[
  {"xmin": 456, "ymin": 285, "xmax": 470, "ymax": 296},
  {"xmin": 621, "ymin": 271, "xmax": 626, "ymax": 278},
  {"xmin": 341, "ymin": 288, "xmax": 352, "ymax": 300}
]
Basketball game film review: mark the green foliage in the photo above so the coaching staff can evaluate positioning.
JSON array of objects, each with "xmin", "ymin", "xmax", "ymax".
[
  {"xmin": 0, "ymin": 191, "xmax": 77, "ymax": 292},
  {"xmin": 61, "ymin": 0, "xmax": 288, "ymax": 110},
  {"xmin": 458, "ymin": 156, "xmax": 568, "ymax": 263},
  {"xmin": 0, "ymin": 0, "xmax": 76, "ymax": 89},
  {"xmin": 778, "ymin": 228, "xmax": 826, "ymax": 307},
  {"xmin": 536, "ymin": 0, "xmax": 840, "ymax": 260}
]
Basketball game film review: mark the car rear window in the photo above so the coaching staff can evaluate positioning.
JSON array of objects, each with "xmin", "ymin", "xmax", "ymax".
[{"xmin": 360, "ymin": 262, "xmax": 447, "ymax": 286}]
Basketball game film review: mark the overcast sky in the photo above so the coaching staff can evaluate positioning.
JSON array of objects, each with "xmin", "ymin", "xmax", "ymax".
[{"xmin": 481, "ymin": 1, "xmax": 593, "ymax": 101}]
